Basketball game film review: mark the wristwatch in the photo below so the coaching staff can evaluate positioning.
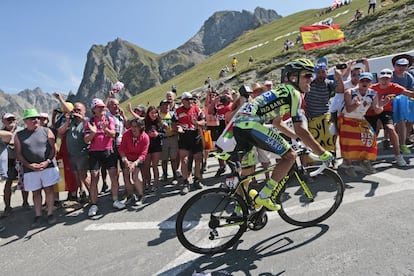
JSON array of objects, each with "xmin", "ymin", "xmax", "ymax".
[{"xmin": 47, "ymin": 159, "xmax": 52, "ymax": 164}]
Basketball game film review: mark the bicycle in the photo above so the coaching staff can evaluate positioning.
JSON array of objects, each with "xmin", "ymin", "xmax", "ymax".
[{"xmin": 175, "ymin": 145, "xmax": 345, "ymax": 255}]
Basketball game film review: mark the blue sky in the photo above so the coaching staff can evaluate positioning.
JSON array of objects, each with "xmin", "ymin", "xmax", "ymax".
[{"xmin": 0, "ymin": 0, "xmax": 333, "ymax": 94}]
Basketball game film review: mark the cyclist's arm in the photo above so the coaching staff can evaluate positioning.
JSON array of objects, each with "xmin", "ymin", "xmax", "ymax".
[{"xmin": 273, "ymin": 117, "xmax": 297, "ymax": 140}]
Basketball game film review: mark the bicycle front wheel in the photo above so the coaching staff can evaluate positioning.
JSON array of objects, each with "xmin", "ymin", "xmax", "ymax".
[
  {"xmin": 175, "ymin": 188, "xmax": 248, "ymax": 255},
  {"xmin": 276, "ymin": 166, "xmax": 344, "ymax": 227}
]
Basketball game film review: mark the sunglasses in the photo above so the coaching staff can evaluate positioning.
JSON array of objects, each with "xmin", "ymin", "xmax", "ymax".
[
  {"xmin": 300, "ymin": 73, "xmax": 314, "ymax": 79},
  {"xmin": 380, "ymin": 71, "xmax": 392, "ymax": 76},
  {"xmin": 6, "ymin": 118, "xmax": 15, "ymax": 122},
  {"xmin": 29, "ymin": 117, "xmax": 40, "ymax": 121}
]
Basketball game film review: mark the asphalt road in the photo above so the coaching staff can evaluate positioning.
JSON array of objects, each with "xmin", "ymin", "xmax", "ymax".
[{"xmin": 0, "ymin": 138, "xmax": 414, "ymax": 276}]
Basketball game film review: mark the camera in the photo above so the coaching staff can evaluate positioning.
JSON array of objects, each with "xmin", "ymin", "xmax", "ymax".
[
  {"xmin": 69, "ymin": 113, "xmax": 75, "ymax": 120},
  {"xmin": 335, "ymin": 63, "xmax": 347, "ymax": 70},
  {"xmin": 219, "ymin": 95, "xmax": 228, "ymax": 104}
]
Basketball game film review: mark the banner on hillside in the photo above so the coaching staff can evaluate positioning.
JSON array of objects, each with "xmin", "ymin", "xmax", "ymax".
[{"xmin": 300, "ymin": 24, "xmax": 344, "ymax": 51}]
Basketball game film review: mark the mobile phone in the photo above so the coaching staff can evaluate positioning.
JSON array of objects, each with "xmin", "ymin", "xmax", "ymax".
[{"xmin": 335, "ymin": 63, "xmax": 347, "ymax": 70}]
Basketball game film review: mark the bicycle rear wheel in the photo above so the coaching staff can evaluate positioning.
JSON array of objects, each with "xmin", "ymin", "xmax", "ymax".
[
  {"xmin": 175, "ymin": 187, "xmax": 248, "ymax": 255},
  {"xmin": 275, "ymin": 166, "xmax": 344, "ymax": 227}
]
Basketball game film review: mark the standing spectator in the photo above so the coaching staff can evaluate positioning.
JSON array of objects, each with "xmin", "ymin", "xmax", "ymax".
[
  {"xmin": 204, "ymin": 88, "xmax": 220, "ymax": 173},
  {"xmin": 339, "ymin": 72, "xmax": 385, "ymax": 177},
  {"xmin": 166, "ymin": 91, "xmax": 180, "ymax": 112},
  {"xmin": 391, "ymin": 54, "xmax": 414, "ymax": 154},
  {"xmin": 305, "ymin": 61, "xmax": 344, "ymax": 163},
  {"xmin": 173, "ymin": 92, "xmax": 205, "ymax": 195},
  {"xmin": 143, "ymin": 106, "xmax": 164, "ymax": 193},
  {"xmin": 1, "ymin": 113, "xmax": 29, "ymax": 217},
  {"xmin": 159, "ymin": 99, "xmax": 179, "ymax": 184},
  {"xmin": 15, "ymin": 109, "xmax": 61, "ymax": 227},
  {"xmin": 210, "ymin": 89, "xmax": 233, "ymax": 177},
  {"xmin": 368, "ymin": 0, "xmax": 376, "ymax": 14},
  {"xmin": 100, "ymin": 97, "xmax": 128, "ymax": 194},
  {"xmin": 57, "ymin": 102, "xmax": 90, "ymax": 203},
  {"xmin": 84, "ymin": 98, "xmax": 125, "ymax": 217},
  {"xmin": 127, "ymin": 104, "xmax": 146, "ymax": 119},
  {"xmin": 231, "ymin": 57, "xmax": 238, "ymax": 72},
  {"xmin": 366, "ymin": 68, "xmax": 414, "ymax": 167},
  {"xmin": 119, "ymin": 118, "xmax": 149, "ymax": 206}
]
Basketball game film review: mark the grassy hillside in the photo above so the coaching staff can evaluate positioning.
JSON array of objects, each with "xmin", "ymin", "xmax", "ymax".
[{"xmin": 121, "ymin": 0, "xmax": 413, "ymax": 110}]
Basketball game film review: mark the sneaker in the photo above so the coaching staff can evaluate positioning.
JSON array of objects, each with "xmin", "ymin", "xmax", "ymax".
[
  {"xmin": 1, "ymin": 206, "xmax": 12, "ymax": 217},
  {"xmin": 54, "ymin": 200, "xmax": 62, "ymax": 209},
  {"xmin": 67, "ymin": 193, "xmax": 78, "ymax": 202},
  {"xmin": 193, "ymin": 178, "xmax": 203, "ymax": 190},
  {"xmin": 100, "ymin": 183, "xmax": 108, "ymax": 194},
  {"xmin": 88, "ymin": 204, "xmax": 99, "ymax": 217},
  {"xmin": 344, "ymin": 166, "xmax": 358, "ymax": 177},
  {"xmin": 175, "ymin": 170, "xmax": 182, "ymax": 178},
  {"xmin": 248, "ymin": 189, "xmax": 281, "ymax": 211},
  {"xmin": 395, "ymin": 155, "xmax": 407, "ymax": 167},
  {"xmin": 214, "ymin": 166, "xmax": 226, "ymax": 178},
  {"xmin": 162, "ymin": 175, "xmax": 168, "ymax": 183},
  {"xmin": 31, "ymin": 216, "xmax": 42, "ymax": 228},
  {"xmin": 47, "ymin": 214, "xmax": 57, "ymax": 225},
  {"xmin": 400, "ymin": 145, "xmax": 411, "ymax": 154},
  {"xmin": 383, "ymin": 139, "xmax": 390, "ymax": 150},
  {"xmin": 136, "ymin": 195, "xmax": 145, "ymax": 206},
  {"xmin": 359, "ymin": 160, "xmax": 377, "ymax": 174},
  {"xmin": 113, "ymin": 200, "xmax": 126, "ymax": 210},
  {"xmin": 171, "ymin": 177, "xmax": 178, "ymax": 185},
  {"xmin": 125, "ymin": 194, "xmax": 138, "ymax": 206},
  {"xmin": 180, "ymin": 180, "xmax": 190, "ymax": 195}
]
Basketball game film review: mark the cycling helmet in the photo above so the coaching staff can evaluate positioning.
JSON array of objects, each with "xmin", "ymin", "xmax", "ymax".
[{"xmin": 284, "ymin": 58, "xmax": 314, "ymax": 89}]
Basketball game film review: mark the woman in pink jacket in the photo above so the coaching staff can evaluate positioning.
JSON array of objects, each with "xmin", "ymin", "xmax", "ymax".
[{"xmin": 119, "ymin": 118, "xmax": 149, "ymax": 206}]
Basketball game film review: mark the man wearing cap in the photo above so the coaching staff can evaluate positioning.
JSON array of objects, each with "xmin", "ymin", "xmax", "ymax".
[
  {"xmin": 159, "ymin": 99, "xmax": 179, "ymax": 184},
  {"xmin": 365, "ymin": 68, "xmax": 414, "ymax": 167},
  {"xmin": 391, "ymin": 54, "xmax": 414, "ymax": 154},
  {"xmin": 172, "ymin": 92, "xmax": 205, "ymax": 195},
  {"xmin": 1, "ymin": 113, "xmax": 29, "ymax": 217},
  {"xmin": 15, "ymin": 108, "xmax": 61, "ymax": 226},
  {"xmin": 304, "ymin": 60, "xmax": 344, "ymax": 164},
  {"xmin": 339, "ymin": 72, "xmax": 385, "ymax": 177}
]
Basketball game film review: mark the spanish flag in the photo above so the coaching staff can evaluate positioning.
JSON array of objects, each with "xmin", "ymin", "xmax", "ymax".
[{"xmin": 300, "ymin": 24, "xmax": 344, "ymax": 51}]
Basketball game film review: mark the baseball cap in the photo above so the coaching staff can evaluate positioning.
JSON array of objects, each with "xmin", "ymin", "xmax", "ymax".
[
  {"xmin": 379, "ymin": 68, "xmax": 393, "ymax": 78},
  {"xmin": 181, "ymin": 92, "xmax": 193, "ymax": 100},
  {"xmin": 359, "ymin": 72, "xmax": 374, "ymax": 81},
  {"xmin": 159, "ymin": 99, "xmax": 170, "ymax": 106},
  {"xmin": 90, "ymin": 98, "xmax": 105, "ymax": 109},
  {"xmin": 2, "ymin": 113, "xmax": 15, "ymax": 120},
  {"xmin": 23, "ymin": 108, "xmax": 40, "ymax": 119},
  {"xmin": 395, "ymin": 58, "xmax": 410, "ymax": 66}
]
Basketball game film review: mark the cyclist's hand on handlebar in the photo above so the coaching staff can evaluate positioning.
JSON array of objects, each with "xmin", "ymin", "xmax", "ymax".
[{"xmin": 319, "ymin": 151, "xmax": 334, "ymax": 164}]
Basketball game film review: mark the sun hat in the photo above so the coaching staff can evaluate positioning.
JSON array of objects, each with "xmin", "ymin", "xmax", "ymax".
[
  {"xmin": 392, "ymin": 54, "xmax": 413, "ymax": 67},
  {"xmin": 23, "ymin": 108, "xmax": 40, "ymax": 119},
  {"xmin": 379, "ymin": 68, "xmax": 393, "ymax": 78},
  {"xmin": 251, "ymin": 83, "xmax": 265, "ymax": 92},
  {"xmin": 2, "ymin": 113, "xmax": 15, "ymax": 120},
  {"xmin": 359, "ymin": 72, "xmax": 374, "ymax": 81},
  {"xmin": 90, "ymin": 98, "xmax": 106, "ymax": 109},
  {"xmin": 181, "ymin": 92, "xmax": 193, "ymax": 100}
]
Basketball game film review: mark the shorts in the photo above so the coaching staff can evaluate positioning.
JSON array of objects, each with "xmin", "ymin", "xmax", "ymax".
[
  {"xmin": 207, "ymin": 125, "xmax": 222, "ymax": 142},
  {"xmin": 89, "ymin": 150, "xmax": 118, "ymax": 171},
  {"xmin": 178, "ymin": 130, "xmax": 203, "ymax": 154},
  {"xmin": 69, "ymin": 155, "xmax": 89, "ymax": 171},
  {"xmin": 23, "ymin": 167, "xmax": 61, "ymax": 192},
  {"xmin": 7, "ymin": 159, "xmax": 18, "ymax": 181},
  {"xmin": 365, "ymin": 111, "xmax": 393, "ymax": 133},
  {"xmin": 160, "ymin": 135, "xmax": 179, "ymax": 161}
]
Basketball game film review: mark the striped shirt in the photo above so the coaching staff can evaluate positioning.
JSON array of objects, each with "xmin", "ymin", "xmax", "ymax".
[{"xmin": 304, "ymin": 80, "xmax": 335, "ymax": 118}]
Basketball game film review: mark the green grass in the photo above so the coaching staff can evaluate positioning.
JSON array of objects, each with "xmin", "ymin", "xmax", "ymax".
[{"xmin": 121, "ymin": 0, "xmax": 413, "ymax": 111}]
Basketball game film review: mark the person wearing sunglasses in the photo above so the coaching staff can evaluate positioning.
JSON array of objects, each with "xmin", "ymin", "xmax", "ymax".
[
  {"xmin": 365, "ymin": 68, "xmax": 414, "ymax": 167},
  {"xmin": 229, "ymin": 59, "xmax": 334, "ymax": 211},
  {"xmin": 14, "ymin": 109, "xmax": 61, "ymax": 227},
  {"xmin": 1, "ymin": 113, "xmax": 30, "ymax": 218}
]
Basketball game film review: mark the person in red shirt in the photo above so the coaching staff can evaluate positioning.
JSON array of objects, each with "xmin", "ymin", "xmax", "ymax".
[
  {"xmin": 365, "ymin": 68, "xmax": 414, "ymax": 167},
  {"xmin": 119, "ymin": 118, "xmax": 149, "ymax": 206},
  {"xmin": 173, "ymin": 92, "xmax": 205, "ymax": 195}
]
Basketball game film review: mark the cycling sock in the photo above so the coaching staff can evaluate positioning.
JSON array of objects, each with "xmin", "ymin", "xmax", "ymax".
[{"xmin": 259, "ymin": 178, "xmax": 278, "ymax": 198}]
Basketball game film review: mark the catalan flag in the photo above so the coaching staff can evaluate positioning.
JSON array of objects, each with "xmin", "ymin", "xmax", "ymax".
[{"xmin": 300, "ymin": 24, "xmax": 345, "ymax": 51}]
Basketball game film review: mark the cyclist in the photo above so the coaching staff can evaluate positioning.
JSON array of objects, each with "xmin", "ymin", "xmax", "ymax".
[{"xmin": 230, "ymin": 58, "xmax": 334, "ymax": 211}]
